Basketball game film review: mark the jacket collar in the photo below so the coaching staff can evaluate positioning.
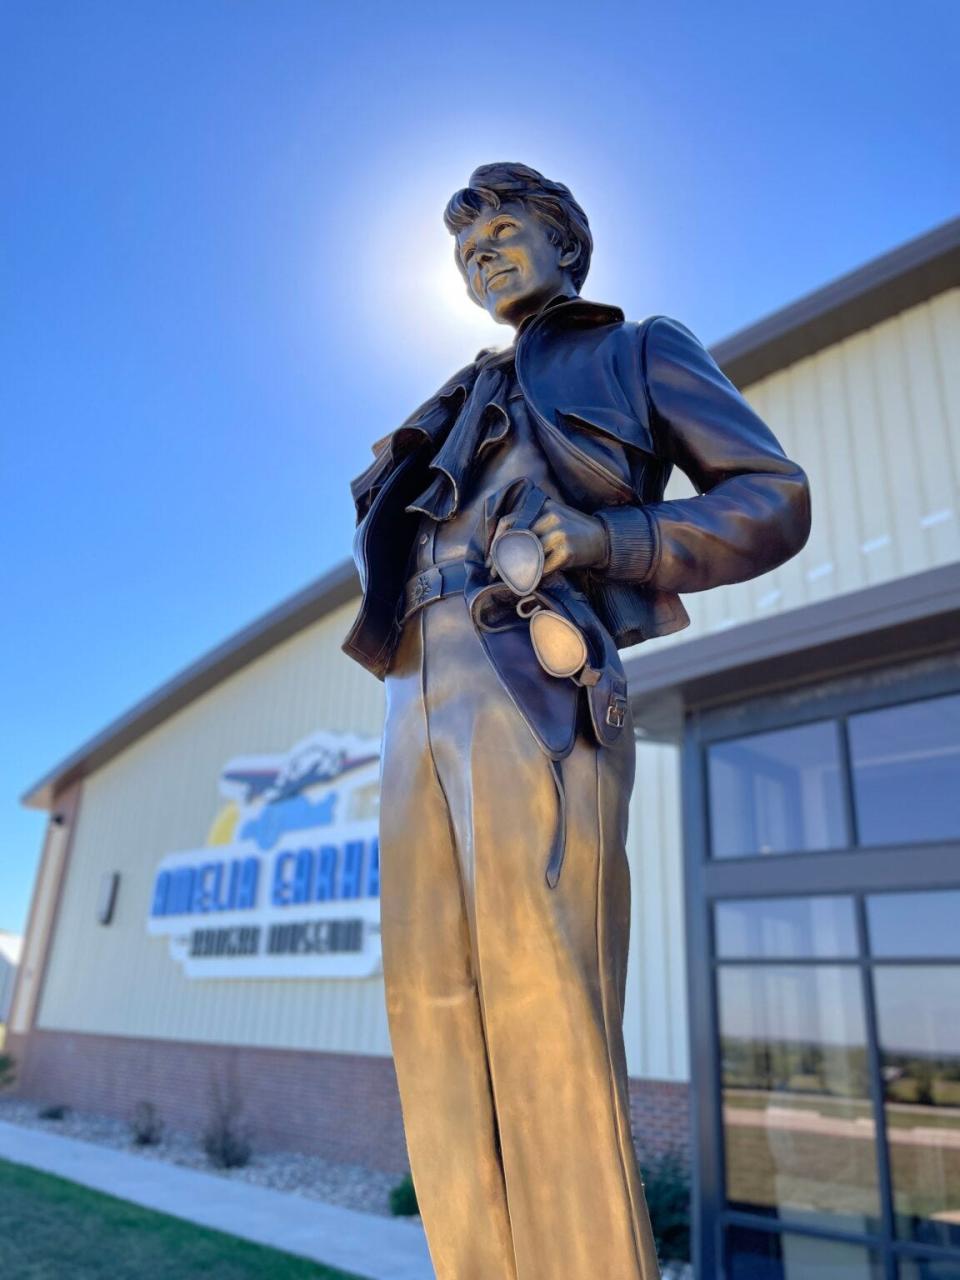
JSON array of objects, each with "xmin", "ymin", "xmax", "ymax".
[
  {"xmin": 349, "ymin": 297, "xmax": 625, "ymax": 516},
  {"xmin": 516, "ymin": 295, "xmax": 625, "ymax": 347}
]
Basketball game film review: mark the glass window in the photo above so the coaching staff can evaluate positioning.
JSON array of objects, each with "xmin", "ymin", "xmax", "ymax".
[
  {"xmin": 849, "ymin": 693, "xmax": 960, "ymax": 846},
  {"xmin": 725, "ymin": 1225, "xmax": 885, "ymax": 1279},
  {"xmin": 718, "ymin": 965, "xmax": 880, "ymax": 1234},
  {"xmin": 867, "ymin": 891, "xmax": 960, "ymax": 958},
  {"xmin": 708, "ymin": 722, "xmax": 847, "ymax": 858},
  {"xmin": 716, "ymin": 896, "xmax": 858, "ymax": 959},
  {"xmin": 898, "ymin": 1259, "xmax": 960, "ymax": 1279},
  {"xmin": 874, "ymin": 966, "xmax": 960, "ymax": 1251}
]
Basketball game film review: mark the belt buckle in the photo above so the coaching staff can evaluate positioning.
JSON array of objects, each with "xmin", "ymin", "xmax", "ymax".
[{"xmin": 606, "ymin": 696, "xmax": 627, "ymax": 729}]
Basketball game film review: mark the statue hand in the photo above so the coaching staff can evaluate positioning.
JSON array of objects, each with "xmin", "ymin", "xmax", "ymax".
[{"xmin": 490, "ymin": 497, "xmax": 609, "ymax": 576}]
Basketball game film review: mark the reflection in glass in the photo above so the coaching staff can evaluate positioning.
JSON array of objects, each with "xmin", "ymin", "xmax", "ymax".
[
  {"xmin": 849, "ymin": 693, "xmax": 960, "ymax": 846},
  {"xmin": 898, "ymin": 1258, "xmax": 960, "ymax": 1279},
  {"xmin": 874, "ymin": 966, "xmax": 960, "ymax": 1251},
  {"xmin": 716, "ymin": 896, "xmax": 858, "ymax": 959},
  {"xmin": 725, "ymin": 1226, "xmax": 885, "ymax": 1279},
  {"xmin": 718, "ymin": 965, "xmax": 879, "ymax": 1233},
  {"xmin": 708, "ymin": 722, "xmax": 847, "ymax": 858},
  {"xmin": 868, "ymin": 891, "xmax": 960, "ymax": 958}
]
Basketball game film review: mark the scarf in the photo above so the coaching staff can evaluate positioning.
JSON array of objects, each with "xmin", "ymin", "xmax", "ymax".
[{"xmin": 405, "ymin": 348, "xmax": 516, "ymax": 522}]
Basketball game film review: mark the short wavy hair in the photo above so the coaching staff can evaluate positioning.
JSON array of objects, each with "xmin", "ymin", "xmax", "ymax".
[{"xmin": 443, "ymin": 162, "xmax": 593, "ymax": 294}]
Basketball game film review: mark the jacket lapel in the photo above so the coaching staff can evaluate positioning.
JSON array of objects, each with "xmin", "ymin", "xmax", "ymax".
[
  {"xmin": 349, "ymin": 360, "xmax": 481, "ymax": 519},
  {"xmin": 515, "ymin": 300, "xmax": 659, "ymax": 504}
]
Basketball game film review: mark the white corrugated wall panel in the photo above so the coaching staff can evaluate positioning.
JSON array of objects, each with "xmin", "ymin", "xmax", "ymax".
[
  {"xmin": 623, "ymin": 739, "xmax": 688, "ymax": 1082},
  {"xmin": 633, "ymin": 287, "xmax": 960, "ymax": 660},
  {"xmin": 0, "ymin": 957, "xmax": 18, "ymax": 1024},
  {"xmin": 37, "ymin": 600, "xmax": 393, "ymax": 1056}
]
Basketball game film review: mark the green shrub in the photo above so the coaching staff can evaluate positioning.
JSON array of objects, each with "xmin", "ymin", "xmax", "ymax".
[
  {"xmin": 643, "ymin": 1149, "xmax": 691, "ymax": 1263},
  {"xmin": 202, "ymin": 1122, "xmax": 252, "ymax": 1169},
  {"xmin": 130, "ymin": 1099, "xmax": 164, "ymax": 1146},
  {"xmin": 388, "ymin": 1170, "xmax": 419, "ymax": 1216},
  {"xmin": 38, "ymin": 1103, "xmax": 69, "ymax": 1120},
  {"xmin": 385, "ymin": 1152, "xmax": 687, "ymax": 1249},
  {"xmin": 0, "ymin": 1053, "xmax": 15, "ymax": 1091},
  {"xmin": 201, "ymin": 1070, "xmax": 253, "ymax": 1169}
]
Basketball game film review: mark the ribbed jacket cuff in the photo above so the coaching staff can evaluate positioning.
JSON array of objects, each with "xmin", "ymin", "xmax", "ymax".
[{"xmin": 596, "ymin": 506, "xmax": 657, "ymax": 582}]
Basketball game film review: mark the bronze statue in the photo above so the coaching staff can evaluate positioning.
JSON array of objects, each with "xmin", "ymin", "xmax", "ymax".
[{"xmin": 343, "ymin": 163, "xmax": 811, "ymax": 1279}]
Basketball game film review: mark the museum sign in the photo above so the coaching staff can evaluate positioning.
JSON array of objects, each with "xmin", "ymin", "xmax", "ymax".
[{"xmin": 147, "ymin": 731, "xmax": 381, "ymax": 979}]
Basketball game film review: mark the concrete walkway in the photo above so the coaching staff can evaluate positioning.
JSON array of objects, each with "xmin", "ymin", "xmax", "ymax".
[{"xmin": 0, "ymin": 1120, "xmax": 434, "ymax": 1280}]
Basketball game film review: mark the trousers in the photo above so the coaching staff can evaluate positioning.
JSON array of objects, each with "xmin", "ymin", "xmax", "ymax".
[{"xmin": 378, "ymin": 589, "xmax": 662, "ymax": 1279}]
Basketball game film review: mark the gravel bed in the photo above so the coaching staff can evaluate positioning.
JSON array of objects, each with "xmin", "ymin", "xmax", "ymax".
[{"xmin": 0, "ymin": 1096, "xmax": 416, "ymax": 1222}]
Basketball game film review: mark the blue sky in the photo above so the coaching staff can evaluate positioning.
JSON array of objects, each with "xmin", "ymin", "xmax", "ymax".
[{"xmin": 2, "ymin": 0, "xmax": 958, "ymax": 935}]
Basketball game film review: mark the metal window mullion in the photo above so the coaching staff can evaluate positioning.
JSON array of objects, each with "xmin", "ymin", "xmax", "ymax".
[
  {"xmin": 712, "ymin": 955, "xmax": 860, "ymax": 967},
  {"xmin": 715, "ymin": 953, "xmax": 960, "ymax": 966},
  {"xmin": 721, "ymin": 1206, "xmax": 887, "ymax": 1251},
  {"xmin": 683, "ymin": 719, "xmax": 724, "ymax": 1280},
  {"xmin": 696, "ymin": 663, "xmax": 960, "ymax": 747},
  {"xmin": 837, "ymin": 715, "xmax": 861, "ymax": 849},
  {"xmin": 892, "ymin": 1235, "xmax": 960, "ymax": 1264},
  {"xmin": 856, "ymin": 893, "xmax": 897, "ymax": 1280}
]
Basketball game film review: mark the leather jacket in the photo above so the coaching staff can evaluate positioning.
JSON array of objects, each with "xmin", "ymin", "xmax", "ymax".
[{"xmin": 342, "ymin": 297, "xmax": 811, "ymax": 695}]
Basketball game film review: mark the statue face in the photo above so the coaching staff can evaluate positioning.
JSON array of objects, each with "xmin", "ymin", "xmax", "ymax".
[{"xmin": 455, "ymin": 200, "xmax": 578, "ymax": 328}]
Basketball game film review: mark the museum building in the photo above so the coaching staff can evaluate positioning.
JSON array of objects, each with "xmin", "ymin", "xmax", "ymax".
[{"xmin": 9, "ymin": 217, "xmax": 960, "ymax": 1280}]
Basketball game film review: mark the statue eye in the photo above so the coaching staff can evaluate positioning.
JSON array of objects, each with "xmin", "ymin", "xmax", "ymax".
[
  {"xmin": 462, "ymin": 245, "xmax": 475, "ymax": 263},
  {"xmin": 492, "ymin": 221, "xmax": 514, "ymax": 237}
]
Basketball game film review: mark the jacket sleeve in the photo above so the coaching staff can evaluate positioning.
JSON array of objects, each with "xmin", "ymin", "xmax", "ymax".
[{"xmin": 594, "ymin": 316, "xmax": 811, "ymax": 592}]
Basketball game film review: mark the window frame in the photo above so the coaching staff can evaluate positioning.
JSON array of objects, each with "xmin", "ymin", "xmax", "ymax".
[{"xmin": 684, "ymin": 655, "xmax": 960, "ymax": 1280}]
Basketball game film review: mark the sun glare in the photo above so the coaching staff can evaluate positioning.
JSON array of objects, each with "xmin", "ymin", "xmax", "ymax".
[
  {"xmin": 431, "ymin": 253, "xmax": 506, "ymax": 344},
  {"xmin": 356, "ymin": 173, "xmax": 508, "ymax": 368}
]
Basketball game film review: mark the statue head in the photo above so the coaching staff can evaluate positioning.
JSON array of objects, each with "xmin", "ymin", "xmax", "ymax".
[{"xmin": 444, "ymin": 163, "xmax": 593, "ymax": 329}]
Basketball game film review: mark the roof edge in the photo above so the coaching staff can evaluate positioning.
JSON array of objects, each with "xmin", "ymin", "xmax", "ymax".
[
  {"xmin": 711, "ymin": 215, "xmax": 960, "ymax": 387},
  {"xmin": 21, "ymin": 559, "xmax": 360, "ymax": 811},
  {"xmin": 625, "ymin": 560, "xmax": 960, "ymax": 722}
]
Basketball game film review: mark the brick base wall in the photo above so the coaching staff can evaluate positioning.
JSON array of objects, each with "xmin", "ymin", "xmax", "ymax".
[
  {"xmin": 7, "ymin": 1028, "xmax": 692, "ymax": 1175},
  {"xmin": 7, "ymin": 1028, "xmax": 410, "ymax": 1174},
  {"xmin": 628, "ymin": 1076, "xmax": 692, "ymax": 1168}
]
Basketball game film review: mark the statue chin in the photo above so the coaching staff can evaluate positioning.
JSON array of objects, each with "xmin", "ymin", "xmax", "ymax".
[{"xmin": 487, "ymin": 287, "xmax": 551, "ymax": 329}]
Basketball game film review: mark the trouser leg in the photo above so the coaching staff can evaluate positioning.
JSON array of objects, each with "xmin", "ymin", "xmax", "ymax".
[
  {"xmin": 379, "ymin": 607, "xmax": 518, "ymax": 1280},
  {"xmin": 422, "ymin": 596, "xmax": 661, "ymax": 1280}
]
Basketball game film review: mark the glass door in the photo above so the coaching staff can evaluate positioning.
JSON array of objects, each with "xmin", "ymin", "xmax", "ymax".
[
  {"xmin": 868, "ymin": 892, "xmax": 960, "ymax": 1258},
  {"xmin": 683, "ymin": 659, "xmax": 960, "ymax": 1280}
]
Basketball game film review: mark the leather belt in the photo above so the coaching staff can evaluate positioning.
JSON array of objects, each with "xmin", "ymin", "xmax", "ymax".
[{"xmin": 400, "ymin": 560, "xmax": 470, "ymax": 623}]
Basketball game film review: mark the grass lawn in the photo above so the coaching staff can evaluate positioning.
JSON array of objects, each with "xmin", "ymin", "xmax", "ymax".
[{"xmin": 0, "ymin": 1158, "xmax": 368, "ymax": 1279}]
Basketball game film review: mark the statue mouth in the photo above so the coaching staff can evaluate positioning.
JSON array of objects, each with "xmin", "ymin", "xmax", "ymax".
[{"xmin": 485, "ymin": 267, "xmax": 517, "ymax": 291}]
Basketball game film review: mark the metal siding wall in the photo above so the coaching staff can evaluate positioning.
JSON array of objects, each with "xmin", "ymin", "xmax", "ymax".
[
  {"xmin": 36, "ymin": 600, "xmax": 393, "ymax": 1056},
  {"xmin": 623, "ymin": 739, "xmax": 688, "ymax": 1082},
  {"xmin": 635, "ymin": 289, "xmax": 960, "ymax": 652},
  {"xmin": 0, "ymin": 957, "xmax": 17, "ymax": 1023}
]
